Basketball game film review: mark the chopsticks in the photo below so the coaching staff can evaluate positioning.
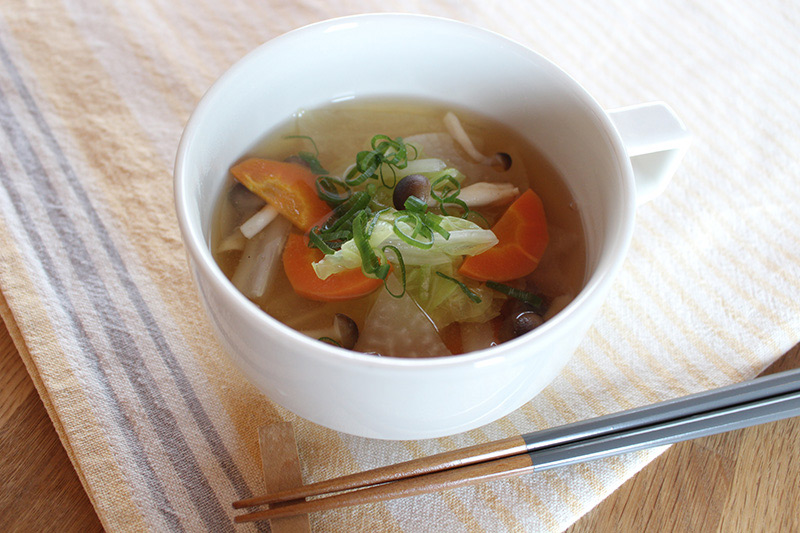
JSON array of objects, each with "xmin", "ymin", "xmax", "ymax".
[{"xmin": 233, "ymin": 367, "xmax": 800, "ymax": 523}]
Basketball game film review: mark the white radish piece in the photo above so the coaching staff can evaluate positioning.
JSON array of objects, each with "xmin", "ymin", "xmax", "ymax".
[
  {"xmin": 231, "ymin": 215, "xmax": 291, "ymax": 299},
  {"xmin": 459, "ymin": 321, "xmax": 496, "ymax": 353},
  {"xmin": 355, "ymin": 278, "xmax": 451, "ymax": 358},
  {"xmin": 217, "ymin": 230, "xmax": 247, "ymax": 253}
]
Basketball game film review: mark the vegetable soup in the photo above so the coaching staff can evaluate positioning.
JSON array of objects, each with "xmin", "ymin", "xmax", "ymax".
[{"xmin": 212, "ymin": 98, "xmax": 586, "ymax": 357}]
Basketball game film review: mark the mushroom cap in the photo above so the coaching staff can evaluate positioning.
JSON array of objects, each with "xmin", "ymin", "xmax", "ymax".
[
  {"xmin": 490, "ymin": 152, "xmax": 512, "ymax": 172},
  {"xmin": 512, "ymin": 311, "xmax": 544, "ymax": 337},
  {"xmin": 333, "ymin": 313, "xmax": 359, "ymax": 350},
  {"xmin": 393, "ymin": 174, "xmax": 431, "ymax": 210}
]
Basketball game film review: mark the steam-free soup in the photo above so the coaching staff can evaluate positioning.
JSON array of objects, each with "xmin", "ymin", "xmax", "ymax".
[{"xmin": 212, "ymin": 98, "xmax": 585, "ymax": 357}]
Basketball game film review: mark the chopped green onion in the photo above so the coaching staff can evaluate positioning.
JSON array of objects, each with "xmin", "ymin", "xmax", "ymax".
[
  {"xmin": 318, "ymin": 230, "xmax": 351, "ymax": 242},
  {"xmin": 308, "ymin": 228, "xmax": 336, "ymax": 255},
  {"xmin": 393, "ymin": 213, "xmax": 434, "ymax": 249},
  {"xmin": 318, "ymin": 336, "xmax": 341, "ymax": 346},
  {"xmin": 298, "ymin": 152, "xmax": 327, "ymax": 174},
  {"xmin": 381, "ymin": 245, "xmax": 406, "ymax": 298},
  {"xmin": 315, "ymin": 176, "xmax": 351, "ymax": 206},
  {"xmin": 367, "ymin": 207, "xmax": 390, "ymax": 236},
  {"xmin": 345, "ymin": 135, "xmax": 412, "ymax": 187},
  {"xmin": 421, "ymin": 212, "xmax": 451, "ymax": 240},
  {"xmin": 466, "ymin": 209, "xmax": 490, "ymax": 228},
  {"xmin": 485, "ymin": 281, "xmax": 545, "ymax": 308},
  {"xmin": 371, "ymin": 135, "xmax": 407, "ymax": 168},
  {"xmin": 283, "ymin": 135, "xmax": 328, "ymax": 173},
  {"xmin": 431, "ymin": 174, "xmax": 462, "ymax": 202},
  {"xmin": 379, "ymin": 165, "xmax": 399, "ymax": 189},
  {"xmin": 324, "ymin": 191, "xmax": 371, "ymax": 233},
  {"xmin": 284, "ymin": 134, "xmax": 320, "ymax": 155},
  {"xmin": 353, "ymin": 211, "xmax": 385, "ymax": 278},
  {"xmin": 435, "ymin": 271, "xmax": 482, "ymax": 304},
  {"xmin": 430, "ymin": 173, "xmax": 474, "ymax": 219},
  {"xmin": 440, "ymin": 197, "xmax": 470, "ymax": 218},
  {"xmin": 403, "ymin": 195, "xmax": 428, "ymax": 213},
  {"xmin": 406, "ymin": 142, "xmax": 419, "ymax": 161}
]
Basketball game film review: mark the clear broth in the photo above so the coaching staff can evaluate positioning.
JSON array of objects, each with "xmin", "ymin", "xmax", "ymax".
[{"xmin": 212, "ymin": 97, "xmax": 586, "ymax": 356}]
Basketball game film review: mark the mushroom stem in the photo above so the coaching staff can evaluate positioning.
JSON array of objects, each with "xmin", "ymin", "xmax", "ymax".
[
  {"xmin": 457, "ymin": 182, "xmax": 519, "ymax": 207},
  {"xmin": 239, "ymin": 204, "xmax": 279, "ymax": 238},
  {"xmin": 426, "ymin": 182, "xmax": 519, "ymax": 208},
  {"xmin": 443, "ymin": 113, "xmax": 513, "ymax": 171},
  {"xmin": 301, "ymin": 313, "xmax": 359, "ymax": 349},
  {"xmin": 443, "ymin": 111, "xmax": 488, "ymax": 163}
]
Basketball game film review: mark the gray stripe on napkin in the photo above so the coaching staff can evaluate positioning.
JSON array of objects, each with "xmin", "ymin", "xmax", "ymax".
[
  {"xmin": 0, "ymin": 35, "xmax": 254, "ymax": 505},
  {"xmin": 0, "ymin": 147, "xmax": 186, "ymax": 531},
  {"xmin": 0, "ymin": 42, "xmax": 256, "ymax": 532}
]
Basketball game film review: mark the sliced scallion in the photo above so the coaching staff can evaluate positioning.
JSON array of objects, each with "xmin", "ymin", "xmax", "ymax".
[
  {"xmin": 403, "ymin": 195, "xmax": 428, "ymax": 213},
  {"xmin": 421, "ymin": 212, "xmax": 450, "ymax": 240},
  {"xmin": 485, "ymin": 281, "xmax": 544, "ymax": 308},
  {"xmin": 315, "ymin": 176, "xmax": 351, "ymax": 206},
  {"xmin": 392, "ymin": 213, "xmax": 434, "ymax": 249},
  {"xmin": 325, "ymin": 191, "xmax": 371, "ymax": 233},
  {"xmin": 283, "ymin": 135, "xmax": 328, "ymax": 173},
  {"xmin": 381, "ymin": 245, "xmax": 406, "ymax": 298},
  {"xmin": 308, "ymin": 228, "xmax": 336, "ymax": 255},
  {"xmin": 353, "ymin": 211, "xmax": 385, "ymax": 278},
  {"xmin": 435, "ymin": 271, "xmax": 482, "ymax": 304},
  {"xmin": 345, "ymin": 135, "xmax": 413, "ymax": 188}
]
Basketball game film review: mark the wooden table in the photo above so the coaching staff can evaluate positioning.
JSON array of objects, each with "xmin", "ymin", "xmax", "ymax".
[{"xmin": 1, "ymin": 313, "xmax": 798, "ymax": 532}]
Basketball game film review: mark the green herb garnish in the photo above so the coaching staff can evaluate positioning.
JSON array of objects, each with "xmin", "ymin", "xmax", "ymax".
[
  {"xmin": 284, "ymin": 135, "xmax": 328, "ymax": 174},
  {"xmin": 392, "ymin": 212, "xmax": 435, "ymax": 249},
  {"xmin": 430, "ymin": 173, "xmax": 472, "ymax": 219},
  {"xmin": 485, "ymin": 281, "xmax": 545, "ymax": 309},
  {"xmin": 315, "ymin": 176, "xmax": 351, "ymax": 206},
  {"xmin": 308, "ymin": 228, "xmax": 336, "ymax": 255},
  {"xmin": 381, "ymin": 245, "xmax": 406, "ymax": 299},
  {"xmin": 345, "ymin": 135, "xmax": 414, "ymax": 188},
  {"xmin": 435, "ymin": 271, "xmax": 482, "ymax": 303},
  {"xmin": 352, "ymin": 211, "xmax": 389, "ymax": 280}
]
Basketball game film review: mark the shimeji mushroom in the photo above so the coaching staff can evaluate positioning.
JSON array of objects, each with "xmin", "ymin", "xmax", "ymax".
[
  {"xmin": 302, "ymin": 313, "xmax": 360, "ymax": 349},
  {"xmin": 501, "ymin": 299, "xmax": 547, "ymax": 339},
  {"xmin": 395, "ymin": 172, "xmax": 519, "ymax": 210},
  {"xmin": 393, "ymin": 173, "xmax": 431, "ymax": 210},
  {"xmin": 443, "ymin": 111, "xmax": 514, "ymax": 171},
  {"xmin": 456, "ymin": 182, "xmax": 519, "ymax": 207}
]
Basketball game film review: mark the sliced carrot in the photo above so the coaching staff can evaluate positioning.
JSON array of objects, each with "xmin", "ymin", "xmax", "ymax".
[
  {"xmin": 282, "ymin": 234, "xmax": 383, "ymax": 302},
  {"xmin": 230, "ymin": 158, "xmax": 330, "ymax": 232},
  {"xmin": 459, "ymin": 189, "xmax": 548, "ymax": 282}
]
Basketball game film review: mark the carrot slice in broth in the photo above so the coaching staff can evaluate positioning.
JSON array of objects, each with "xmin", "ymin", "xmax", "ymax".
[
  {"xmin": 230, "ymin": 158, "xmax": 330, "ymax": 232},
  {"xmin": 459, "ymin": 189, "xmax": 548, "ymax": 282},
  {"xmin": 282, "ymin": 234, "xmax": 382, "ymax": 302}
]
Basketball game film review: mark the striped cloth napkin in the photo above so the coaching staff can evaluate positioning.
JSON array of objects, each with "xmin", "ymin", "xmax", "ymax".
[{"xmin": 1, "ymin": 1, "xmax": 799, "ymax": 531}]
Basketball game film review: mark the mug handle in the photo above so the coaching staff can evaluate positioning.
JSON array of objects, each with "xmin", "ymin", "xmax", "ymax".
[{"xmin": 607, "ymin": 102, "xmax": 691, "ymax": 205}]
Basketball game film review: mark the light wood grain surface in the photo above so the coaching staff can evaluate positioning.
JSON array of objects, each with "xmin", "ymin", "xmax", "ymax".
[{"xmin": 1, "ymin": 312, "xmax": 797, "ymax": 532}]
